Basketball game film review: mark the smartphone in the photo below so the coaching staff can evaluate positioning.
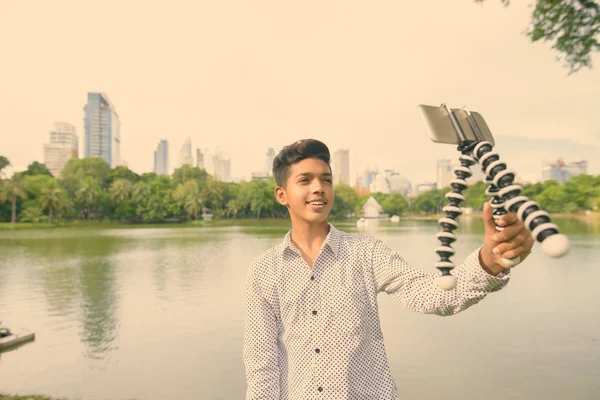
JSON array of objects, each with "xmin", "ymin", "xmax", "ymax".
[{"xmin": 417, "ymin": 104, "xmax": 495, "ymax": 146}]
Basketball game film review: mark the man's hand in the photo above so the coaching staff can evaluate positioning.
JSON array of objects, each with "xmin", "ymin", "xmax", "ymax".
[{"xmin": 480, "ymin": 202, "xmax": 535, "ymax": 275}]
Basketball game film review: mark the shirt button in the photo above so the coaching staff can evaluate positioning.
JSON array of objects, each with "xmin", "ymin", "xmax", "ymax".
[
  {"xmin": 317, "ymin": 386, "xmax": 323, "ymax": 392},
  {"xmin": 312, "ymin": 310, "xmax": 317, "ymax": 315},
  {"xmin": 315, "ymin": 348, "xmax": 320, "ymax": 353}
]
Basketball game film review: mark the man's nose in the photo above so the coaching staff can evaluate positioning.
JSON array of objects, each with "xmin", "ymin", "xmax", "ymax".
[{"xmin": 311, "ymin": 180, "xmax": 324, "ymax": 193}]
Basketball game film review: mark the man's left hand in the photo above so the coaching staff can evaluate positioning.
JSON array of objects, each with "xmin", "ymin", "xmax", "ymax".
[{"xmin": 480, "ymin": 202, "xmax": 535, "ymax": 275}]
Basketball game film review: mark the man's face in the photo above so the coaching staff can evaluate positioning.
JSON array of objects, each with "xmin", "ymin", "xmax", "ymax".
[{"xmin": 275, "ymin": 157, "xmax": 335, "ymax": 224}]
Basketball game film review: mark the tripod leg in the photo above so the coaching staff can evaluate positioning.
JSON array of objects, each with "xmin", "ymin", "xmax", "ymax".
[{"xmin": 473, "ymin": 142, "xmax": 569, "ymax": 258}]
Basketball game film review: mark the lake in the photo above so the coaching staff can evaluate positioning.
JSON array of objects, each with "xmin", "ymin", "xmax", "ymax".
[{"xmin": 0, "ymin": 218, "xmax": 599, "ymax": 399}]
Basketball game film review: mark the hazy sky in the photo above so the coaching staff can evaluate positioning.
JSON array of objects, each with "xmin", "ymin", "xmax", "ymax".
[{"xmin": 1, "ymin": 0, "xmax": 599, "ymax": 184}]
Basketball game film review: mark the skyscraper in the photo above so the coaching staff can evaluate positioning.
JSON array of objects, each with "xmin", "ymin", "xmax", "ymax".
[
  {"xmin": 83, "ymin": 92, "xmax": 121, "ymax": 168},
  {"xmin": 333, "ymin": 149, "xmax": 350, "ymax": 185},
  {"xmin": 154, "ymin": 140, "xmax": 169, "ymax": 175},
  {"xmin": 436, "ymin": 159, "xmax": 453, "ymax": 190},
  {"xmin": 43, "ymin": 122, "xmax": 78, "ymax": 177},
  {"xmin": 212, "ymin": 151, "xmax": 231, "ymax": 181},
  {"xmin": 179, "ymin": 137, "xmax": 193, "ymax": 167},
  {"xmin": 196, "ymin": 148, "xmax": 204, "ymax": 170},
  {"xmin": 265, "ymin": 148, "xmax": 276, "ymax": 176}
]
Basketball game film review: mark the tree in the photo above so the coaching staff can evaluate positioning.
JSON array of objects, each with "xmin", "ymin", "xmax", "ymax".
[
  {"xmin": 109, "ymin": 179, "xmax": 132, "ymax": 206},
  {"xmin": 13, "ymin": 161, "xmax": 53, "ymax": 179},
  {"xmin": 173, "ymin": 180, "xmax": 203, "ymax": 220},
  {"xmin": 331, "ymin": 184, "xmax": 362, "ymax": 218},
  {"xmin": 0, "ymin": 155, "xmax": 9, "ymax": 177},
  {"xmin": 77, "ymin": 177, "xmax": 101, "ymax": 221},
  {"xmin": 20, "ymin": 205, "xmax": 44, "ymax": 224},
  {"xmin": 40, "ymin": 187, "xmax": 64, "ymax": 223},
  {"xmin": 381, "ymin": 193, "xmax": 410, "ymax": 216},
  {"xmin": 476, "ymin": 0, "xmax": 600, "ymax": 73},
  {"xmin": 0, "ymin": 178, "xmax": 28, "ymax": 224}
]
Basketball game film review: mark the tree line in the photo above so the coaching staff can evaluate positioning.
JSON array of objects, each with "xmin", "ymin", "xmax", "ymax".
[{"xmin": 1, "ymin": 156, "xmax": 599, "ymax": 225}]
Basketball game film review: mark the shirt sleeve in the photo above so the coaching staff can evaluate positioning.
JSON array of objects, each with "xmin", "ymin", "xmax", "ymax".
[
  {"xmin": 370, "ymin": 238, "xmax": 510, "ymax": 316},
  {"xmin": 243, "ymin": 261, "xmax": 281, "ymax": 399}
]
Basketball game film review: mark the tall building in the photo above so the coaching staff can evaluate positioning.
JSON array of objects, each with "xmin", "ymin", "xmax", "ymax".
[
  {"xmin": 436, "ymin": 159, "xmax": 453, "ymax": 190},
  {"xmin": 333, "ymin": 149, "xmax": 350, "ymax": 185},
  {"xmin": 154, "ymin": 140, "xmax": 169, "ymax": 175},
  {"xmin": 369, "ymin": 169, "xmax": 411, "ymax": 195},
  {"xmin": 196, "ymin": 148, "xmax": 204, "ymax": 169},
  {"xmin": 356, "ymin": 165, "xmax": 378, "ymax": 190},
  {"xmin": 542, "ymin": 159, "xmax": 587, "ymax": 184},
  {"xmin": 212, "ymin": 151, "xmax": 231, "ymax": 181},
  {"xmin": 179, "ymin": 137, "xmax": 193, "ymax": 167},
  {"xmin": 43, "ymin": 122, "xmax": 78, "ymax": 177},
  {"xmin": 265, "ymin": 148, "xmax": 276, "ymax": 176},
  {"xmin": 84, "ymin": 92, "xmax": 120, "ymax": 168}
]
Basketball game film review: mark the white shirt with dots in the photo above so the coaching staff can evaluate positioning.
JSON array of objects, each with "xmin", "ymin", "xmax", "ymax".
[{"xmin": 243, "ymin": 222, "xmax": 510, "ymax": 399}]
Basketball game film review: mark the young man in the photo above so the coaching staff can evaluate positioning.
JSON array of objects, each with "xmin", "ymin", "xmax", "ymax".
[{"xmin": 243, "ymin": 139, "xmax": 534, "ymax": 399}]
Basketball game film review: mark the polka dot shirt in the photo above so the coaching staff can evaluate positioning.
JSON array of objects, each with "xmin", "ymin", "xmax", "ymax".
[{"xmin": 243, "ymin": 222, "xmax": 510, "ymax": 399}]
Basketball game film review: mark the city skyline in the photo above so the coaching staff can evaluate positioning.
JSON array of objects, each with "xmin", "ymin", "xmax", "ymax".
[{"xmin": 1, "ymin": 1, "xmax": 599, "ymax": 184}]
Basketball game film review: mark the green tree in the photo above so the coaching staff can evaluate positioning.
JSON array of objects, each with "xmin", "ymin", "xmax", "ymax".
[
  {"xmin": 331, "ymin": 184, "xmax": 362, "ymax": 218},
  {"xmin": 77, "ymin": 177, "xmax": 101, "ymax": 221},
  {"xmin": 14, "ymin": 161, "xmax": 53, "ymax": 178},
  {"xmin": 109, "ymin": 179, "xmax": 132, "ymax": 206},
  {"xmin": 0, "ymin": 155, "xmax": 9, "ymax": 177},
  {"xmin": 20, "ymin": 205, "xmax": 44, "ymax": 224},
  {"xmin": 476, "ymin": 0, "xmax": 600, "ymax": 73},
  {"xmin": 0, "ymin": 177, "xmax": 27, "ymax": 224},
  {"xmin": 381, "ymin": 193, "xmax": 409, "ymax": 216},
  {"xmin": 173, "ymin": 180, "xmax": 203, "ymax": 220},
  {"xmin": 40, "ymin": 187, "xmax": 64, "ymax": 223}
]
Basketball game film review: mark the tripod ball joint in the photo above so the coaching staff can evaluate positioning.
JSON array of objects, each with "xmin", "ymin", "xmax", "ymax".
[{"xmin": 437, "ymin": 275, "xmax": 458, "ymax": 291}]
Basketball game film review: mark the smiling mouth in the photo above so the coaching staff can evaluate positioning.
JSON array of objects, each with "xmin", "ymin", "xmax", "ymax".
[{"xmin": 306, "ymin": 200, "xmax": 327, "ymax": 206}]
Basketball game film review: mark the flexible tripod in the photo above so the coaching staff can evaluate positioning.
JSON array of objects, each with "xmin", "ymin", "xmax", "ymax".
[{"xmin": 420, "ymin": 104, "xmax": 569, "ymax": 290}]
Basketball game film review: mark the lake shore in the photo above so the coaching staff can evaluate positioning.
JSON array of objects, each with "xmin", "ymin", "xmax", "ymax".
[
  {"xmin": 0, "ymin": 211, "xmax": 598, "ymax": 230},
  {"xmin": 0, "ymin": 395, "xmax": 65, "ymax": 400}
]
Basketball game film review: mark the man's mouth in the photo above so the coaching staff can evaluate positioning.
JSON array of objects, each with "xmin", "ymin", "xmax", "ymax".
[{"xmin": 306, "ymin": 199, "xmax": 327, "ymax": 206}]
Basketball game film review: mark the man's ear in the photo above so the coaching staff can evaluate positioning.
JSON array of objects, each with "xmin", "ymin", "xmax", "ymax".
[{"xmin": 274, "ymin": 186, "xmax": 288, "ymax": 206}]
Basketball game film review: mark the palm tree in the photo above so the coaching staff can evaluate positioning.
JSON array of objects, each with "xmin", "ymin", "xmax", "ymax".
[
  {"xmin": 174, "ymin": 180, "xmax": 204, "ymax": 220},
  {"xmin": 132, "ymin": 182, "xmax": 151, "ymax": 204},
  {"xmin": 20, "ymin": 205, "xmax": 44, "ymax": 224},
  {"xmin": 109, "ymin": 179, "xmax": 132, "ymax": 206},
  {"xmin": 77, "ymin": 178, "xmax": 100, "ymax": 221},
  {"xmin": 39, "ymin": 187, "xmax": 63, "ymax": 223},
  {"xmin": 0, "ymin": 178, "xmax": 27, "ymax": 225}
]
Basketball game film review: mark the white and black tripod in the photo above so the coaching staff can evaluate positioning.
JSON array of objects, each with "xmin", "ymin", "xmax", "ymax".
[{"xmin": 418, "ymin": 104, "xmax": 570, "ymax": 290}]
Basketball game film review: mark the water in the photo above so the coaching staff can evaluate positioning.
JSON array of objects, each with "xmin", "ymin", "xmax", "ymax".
[{"xmin": 0, "ymin": 218, "xmax": 599, "ymax": 399}]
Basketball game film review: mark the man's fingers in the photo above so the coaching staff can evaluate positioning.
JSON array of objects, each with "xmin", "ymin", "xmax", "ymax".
[
  {"xmin": 497, "ymin": 212, "xmax": 518, "ymax": 227},
  {"xmin": 493, "ymin": 223, "xmax": 527, "ymax": 242},
  {"xmin": 500, "ymin": 245, "xmax": 527, "ymax": 260}
]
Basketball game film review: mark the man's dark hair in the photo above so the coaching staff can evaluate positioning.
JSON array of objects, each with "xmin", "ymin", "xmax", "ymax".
[{"xmin": 273, "ymin": 139, "xmax": 331, "ymax": 187}]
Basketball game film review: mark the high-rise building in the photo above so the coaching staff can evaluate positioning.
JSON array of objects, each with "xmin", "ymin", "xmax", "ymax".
[
  {"xmin": 154, "ymin": 140, "xmax": 169, "ymax": 175},
  {"xmin": 84, "ymin": 92, "xmax": 120, "ymax": 168},
  {"xmin": 436, "ymin": 159, "xmax": 453, "ymax": 190},
  {"xmin": 356, "ymin": 165, "xmax": 378, "ymax": 190},
  {"xmin": 212, "ymin": 151, "xmax": 231, "ymax": 181},
  {"xmin": 333, "ymin": 149, "xmax": 350, "ymax": 185},
  {"xmin": 43, "ymin": 122, "xmax": 78, "ymax": 177},
  {"xmin": 196, "ymin": 148, "xmax": 204, "ymax": 170},
  {"xmin": 179, "ymin": 137, "xmax": 193, "ymax": 167},
  {"xmin": 265, "ymin": 148, "xmax": 276, "ymax": 176},
  {"xmin": 542, "ymin": 159, "xmax": 587, "ymax": 184}
]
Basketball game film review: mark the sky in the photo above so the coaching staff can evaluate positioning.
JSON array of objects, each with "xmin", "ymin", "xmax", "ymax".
[{"xmin": 1, "ymin": 0, "xmax": 599, "ymax": 185}]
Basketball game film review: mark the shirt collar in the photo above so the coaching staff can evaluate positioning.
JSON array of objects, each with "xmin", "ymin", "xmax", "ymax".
[{"xmin": 281, "ymin": 222, "xmax": 341, "ymax": 258}]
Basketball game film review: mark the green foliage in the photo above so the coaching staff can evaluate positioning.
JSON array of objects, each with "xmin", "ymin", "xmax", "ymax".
[
  {"xmin": 476, "ymin": 0, "xmax": 600, "ymax": 73},
  {"xmin": 14, "ymin": 161, "xmax": 52, "ymax": 179},
  {"xmin": 2, "ymin": 155, "xmax": 599, "ymax": 223},
  {"xmin": 381, "ymin": 193, "xmax": 410, "ymax": 216},
  {"xmin": 331, "ymin": 184, "xmax": 362, "ymax": 218},
  {"xmin": 0, "ymin": 155, "xmax": 9, "ymax": 175}
]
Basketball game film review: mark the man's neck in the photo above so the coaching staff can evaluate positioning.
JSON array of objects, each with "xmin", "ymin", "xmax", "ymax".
[{"xmin": 290, "ymin": 220, "xmax": 330, "ymax": 262}]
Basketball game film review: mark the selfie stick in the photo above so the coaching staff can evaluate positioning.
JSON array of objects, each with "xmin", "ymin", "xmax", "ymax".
[{"xmin": 432, "ymin": 104, "xmax": 569, "ymax": 290}]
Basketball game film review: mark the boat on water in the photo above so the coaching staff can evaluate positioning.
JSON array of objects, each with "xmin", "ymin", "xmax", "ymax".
[{"xmin": 0, "ymin": 327, "xmax": 35, "ymax": 351}]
